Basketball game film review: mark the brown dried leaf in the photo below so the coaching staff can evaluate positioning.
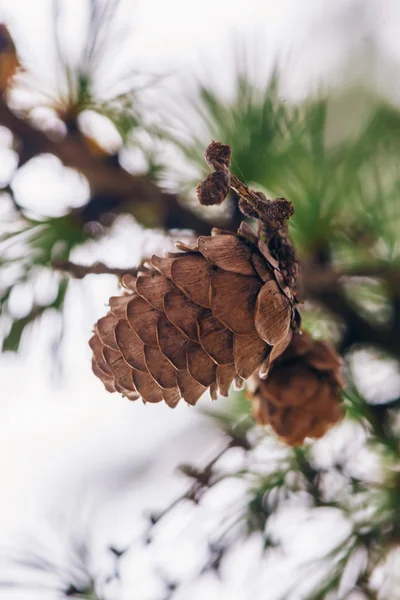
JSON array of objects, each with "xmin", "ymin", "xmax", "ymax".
[
  {"xmin": 144, "ymin": 345, "xmax": 177, "ymax": 389},
  {"xmin": 164, "ymin": 288, "xmax": 201, "ymax": 341},
  {"xmin": 186, "ymin": 340, "xmax": 217, "ymax": 387},
  {"xmin": 171, "ymin": 255, "xmax": 214, "ymax": 308},
  {"xmin": 255, "ymin": 280, "xmax": 291, "ymax": 345},
  {"xmin": 115, "ymin": 319, "xmax": 146, "ymax": 372},
  {"xmin": 177, "ymin": 370, "xmax": 207, "ymax": 405},
  {"xmin": 197, "ymin": 235, "xmax": 255, "ymax": 275},
  {"xmin": 210, "ymin": 271, "xmax": 261, "ymax": 334},
  {"xmin": 126, "ymin": 296, "xmax": 159, "ymax": 348},
  {"xmin": 136, "ymin": 273, "xmax": 172, "ymax": 311},
  {"xmin": 233, "ymin": 332, "xmax": 269, "ymax": 378},
  {"xmin": 197, "ymin": 311, "xmax": 233, "ymax": 365},
  {"xmin": 157, "ymin": 314, "xmax": 188, "ymax": 370}
]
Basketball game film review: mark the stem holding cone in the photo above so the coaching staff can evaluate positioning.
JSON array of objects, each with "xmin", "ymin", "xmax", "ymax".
[
  {"xmin": 197, "ymin": 140, "xmax": 298, "ymax": 289},
  {"xmin": 196, "ymin": 141, "xmax": 294, "ymax": 236}
]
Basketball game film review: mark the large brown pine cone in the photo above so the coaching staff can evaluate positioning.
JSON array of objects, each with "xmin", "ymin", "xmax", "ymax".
[
  {"xmin": 249, "ymin": 330, "xmax": 344, "ymax": 446},
  {"xmin": 90, "ymin": 222, "xmax": 298, "ymax": 407}
]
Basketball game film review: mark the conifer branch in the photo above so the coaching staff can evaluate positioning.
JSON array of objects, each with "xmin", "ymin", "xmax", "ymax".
[
  {"xmin": 0, "ymin": 97, "xmax": 217, "ymax": 234},
  {"xmin": 52, "ymin": 260, "xmax": 141, "ymax": 279}
]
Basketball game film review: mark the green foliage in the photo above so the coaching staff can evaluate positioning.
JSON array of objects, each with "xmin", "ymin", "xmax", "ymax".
[
  {"xmin": 168, "ymin": 75, "xmax": 400, "ymax": 262},
  {"xmin": 0, "ymin": 214, "xmax": 84, "ymax": 351}
]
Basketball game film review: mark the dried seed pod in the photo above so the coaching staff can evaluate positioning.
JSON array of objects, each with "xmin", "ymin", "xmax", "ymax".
[
  {"xmin": 196, "ymin": 170, "xmax": 230, "ymax": 206},
  {"xmin": 249, "ymin": 330, "xmax": 344, "ymax": 446},
  {"xmin": 90, "ymin": 223, "xmax": 296, "ymax": 407},
  {"xmin": 204, "ymin": 141, "xmax": 232, "ymax": 170}
]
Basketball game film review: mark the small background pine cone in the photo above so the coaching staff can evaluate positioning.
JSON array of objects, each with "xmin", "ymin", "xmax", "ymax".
[
  {"xmin": 0, "ymin": 25, "xmax": 20, "ymax": 92},
  {"xmin": 90, "ymin": 223, "xmax": 298, "ymax": 407},
  {"xmin": 249, "ymin": 330, "xmax": 344, "ymax": 446}
]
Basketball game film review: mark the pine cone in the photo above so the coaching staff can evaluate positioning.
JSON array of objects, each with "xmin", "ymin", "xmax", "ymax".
[
  {"xmin": 249, "ymin": 330, "xmax": 344, "ymax": 445},
  {"xmin": 90, "ymin": 223, "xmax": 298, "ymax": 407}
]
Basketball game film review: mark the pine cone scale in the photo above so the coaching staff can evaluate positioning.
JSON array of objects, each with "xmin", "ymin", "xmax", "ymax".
[
  {"xmin": 115, "ymin": 319, "xmax": 147, "ymax": 371},
  {"xmin": 170, "ymin": 255, "xmax": 214, "ymax": 308},
  {"xmin": 255, "ymin": 280, "xmax": 291, "ymax": 345},
  {"xmin": 144, "ymin": 345, "xmax": 177, "ymax": 389},
  {"xmin": 103, "ymin": 347, "xmax": 137, "ymax": 395},
  {"xmin": 126, "ymin": 296, "xmax": 159, "ymax": 348},
  {"xmin": 91, "ymin": 358, "xmax": 116, "ymax": 393},
  {"xmin": 163, "ymin": 388, "xmax": 181, "ymax": 408},
  {"xmin": 89, "ymin": 335, "xmax": 113, "ymax": 376},
  {"xmin": 216, "ymin": 364, "xmax": 237, "ymax": 396},
  {"xmin": 187, "ymin": 340, "xmax": 217, "ymax": 387},
  {"xmin": 96, "ymin": 314, "xmax": 119, "ymax": 350},
  {"xmin": 156, "ymin": 314, "xmax": 188, "ymax": 370},
  {"xmin": 136, "ymin": 273, "xmax": 172, "ymax": 311},
  {"xmin": 131, "ymin": 368, "xmax": 163, "ymax": 403},
  {"xmin": 197, "ymin": 312, "xmax": 234, "ymax": 365},
  {"xmin": 109, "ymin": 295, "xmax": 131, "ymax": 319},
  {"xmin": 176, "ymin": 370, "xmax": 206, "ymax": 405},
  {"xmin": 233, "ymin": 332, "xmax": 270, "ymax": 379},
  {"xmin": 197, "ymin": 235, "xmax": 256, "ymax": 275},
  {"xmin": 164, "ymin": 289, "xmax": 201, "ymax": 341},
  {"xmin": 210, "ymin": 270, "xmax": 262, "ymax": 335}
]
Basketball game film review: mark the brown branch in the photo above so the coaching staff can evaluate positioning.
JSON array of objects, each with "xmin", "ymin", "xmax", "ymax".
[
  {"xmin": 303, "ymin": 265, "xmax": 400, "ymax": 358},
  {"xmin": 52, "ymin": 260, "xmax": 141, "ymax": 279},
  {"xmin": 147, "ymin": 440, "xmax": 236, "ymax": 532},
  {"xmin": 304, "ymin": 264, "xmax": 400, "ymax": 292},
  {"xmin": 0, "ymin": 98, "xmax": 219, "ymax": 234}
]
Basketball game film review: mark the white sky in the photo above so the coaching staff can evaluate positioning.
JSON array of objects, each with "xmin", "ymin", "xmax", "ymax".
[{"xmin": 1, "ymin": 0, "xmax": 400, "ymax": 598}]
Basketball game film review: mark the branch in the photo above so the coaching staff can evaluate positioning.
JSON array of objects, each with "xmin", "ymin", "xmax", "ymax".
[
  {"xmin": 0, "ymin": 98, "xmax": 220, "ymax": 234},
  {"xmin": 304, "ymin": 266, "xmax": 400, "ymax": 358},
  {"xmin": 52, "ymin": 260, "xmax": 141, "ymax": 279},
  {"xmin": 147, "ymin": 440, "xmax": 237, "ymax": 534},
  {"xmin": 304, "ymin": 264, "xmax": 400, "ymax": 292}
]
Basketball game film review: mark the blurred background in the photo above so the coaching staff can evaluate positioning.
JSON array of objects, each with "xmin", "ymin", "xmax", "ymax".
[{"xmin": 1, "ymin": 0, "xmax": 400, "ymax": 598}]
